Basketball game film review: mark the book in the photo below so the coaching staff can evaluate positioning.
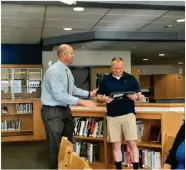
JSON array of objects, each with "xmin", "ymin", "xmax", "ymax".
[{"xmin": 148, "ymin": 125, "xmax": 161, "ymax": 143}]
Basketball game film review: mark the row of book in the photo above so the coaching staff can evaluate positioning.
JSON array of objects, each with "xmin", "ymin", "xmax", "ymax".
[
  {"xmin": 121, "ymin": 146, "xmax": 161, "ymax": 169},
  {"xmin": 73, "ymin": 142, "xmax": 100, "ymax": 163},
  {"xmin": 73, "ymin": 118, "xmax": 145, "ymax": 141},
  {"xmin": 15, "ymin": 103, "xmax": 33, "ymax": 113},
  {"xmin": 2, "ymin": 103, "xmax": 33, "ymax": 114},
  {"xmin": 1, "ymin": 119, "xmax": 21, "ymax": 131},
  {"xmin": 136, "ymin": 120, "xmax": 144, "ymax": 142},
  {"xmin": 74, "ymin": 118, "xmax": 104, "ymax": 138}
]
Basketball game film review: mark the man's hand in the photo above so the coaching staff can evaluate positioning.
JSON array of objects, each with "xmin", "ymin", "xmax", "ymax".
[
  {"xmin": 103, "ymin": 95, "xmax": 113, "ymax": 103},
  {"xmin": 90, "ymin": 88, "xmax": 98, "ymax": 97},
  {"xmin": 127, "ymin": 92, "xmax": 145, "ymax": 101},
  {"xmin": 96, "ymin": 94, "xmax": 113, "ymax": 103},
  {"xmin": 127, "ymin": 93, "xmax": 139, "ymax": 101}
]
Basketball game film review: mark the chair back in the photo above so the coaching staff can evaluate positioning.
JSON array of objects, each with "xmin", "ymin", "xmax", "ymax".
[
  {"xmin": 163, "ymin": 133, "xmax": 175, "ymax": 163},
  {"xmin": 58, "ymin": 137, "xmax": 73, "ymax": 170},
  {"xmin": 68, "ymin": 152, "xmax": 91, "ymax": 169}
]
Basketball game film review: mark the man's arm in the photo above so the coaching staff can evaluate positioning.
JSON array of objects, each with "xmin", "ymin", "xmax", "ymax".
[
  {"xmin": 72, "ymin": 85, "xmax": 98, "ymax": 97},
  {"xmin": 49, "ymin": 71, "xmax": 79, "ymax": 105},
  {"xmin": 49, "ymin": 71, "xmax": 97, "ymax": 107},
  {"xmin": 72, "ymin": 85, "xmax": 89, "ymax": 97},
  {"xmin": 136, "ymin": 92, "xmax": 145, "ymax": 101},
  {"xmin": 134, "ymin": 77, "xmax": 145, "ymax": 101}
]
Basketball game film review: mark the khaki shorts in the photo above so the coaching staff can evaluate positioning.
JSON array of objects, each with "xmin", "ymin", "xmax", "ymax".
[{"xmin": 107, "ymin": 113, "xmax": 138, "ymax": 143}]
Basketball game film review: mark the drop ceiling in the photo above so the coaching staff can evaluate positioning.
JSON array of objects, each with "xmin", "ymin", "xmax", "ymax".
[
  {"xmin": 1, "ymin": 3, "xmax": 185, "ymax": 65},
  {"xmin": 1, "ymin": 3, "xmax": 185, "ymax": 44}
]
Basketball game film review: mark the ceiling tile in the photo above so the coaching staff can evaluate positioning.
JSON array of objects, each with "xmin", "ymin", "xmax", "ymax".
[
  {"xmin": 164, "ymin": 11, "xmax": 185, "ymax": 17},
  {"xmin": 43, "ymin": 26, "xmax": 91, "ymax": 32},
  {"xmin": 2, "ymin": 38, "xmax": 40, "ymax": 44},
  {"xmin": 1, "ymin": 18, "xmax": 43, "ymax": 25},
  {"xmin": 108, "ymin": 9, "xmax": 168, "ymax": 16},
  {"xmin": 44, "ymin": 20, "xmax": 96, "ymax": 27},
  {"xmin": 140, "ymin": 22, "xmax": 184, "ymax": 31},
  {"xmin": 154, "ymin": 16, "xmax": 185, "ymax": 23},
  {"xmin": 2, "ymin": 25, "xmax": 42, "ymax": 31},
  {"xmin": 95, "ymin": 21, "xmax": 147, "ymax": 30},
  {"xmin": 46, "ymin": 6, "xmax": 109, "ymax": 14},
  {"xmin": 2, "ymin": 4, "xmax": 44, "ymax": 12},
  {"xmin": 2, "ymin": 10, "xmax": 44, "ymax": 19},
  {"xmin": 45, "ymin": 13, "xmax": 104, "ymax": 21},
  {"xmin": 101, "ymin": 15, "xmax": 161, "ymax": 23}
]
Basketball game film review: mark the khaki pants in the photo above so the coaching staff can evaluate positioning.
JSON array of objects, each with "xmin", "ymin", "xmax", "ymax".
[{"xmin": 107, "ymin": 113, "xmax": 138, "ymax": 143}]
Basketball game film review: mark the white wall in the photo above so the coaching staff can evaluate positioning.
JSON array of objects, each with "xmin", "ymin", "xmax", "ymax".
[
  {"xmin": 42, "ymin": 50, "xmax": 131, "ymax": 73},
  {"xmin": 135, "ymin": 65, "xmax": 185, "ymax": 75}
]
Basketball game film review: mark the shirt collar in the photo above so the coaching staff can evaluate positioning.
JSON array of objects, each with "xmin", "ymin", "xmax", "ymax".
[
  {"xmin": 57, "ymin": 60, "xmax": 68, "ymax": 70},
  {"xmin": 109, "ymin": 72, "xmax": 126, "ymax": 78}
]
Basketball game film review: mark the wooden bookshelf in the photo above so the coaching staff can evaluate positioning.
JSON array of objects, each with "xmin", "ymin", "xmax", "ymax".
[
  {"xmin": 74, "ymin": 136, "xmax": 104, "ymax": 141},
  {"xmin": 71, "ymin": 105, "xmax": 183, "ymax": 169},
  {"xmin": 1, "ymin": 99, "xmax": 45, "ymax": 142},
  {"xmin": 1, "ymin": 100, "xmax": 184, "ymax": 169},
  {"xmin": 122, "ymin": 141, "xmax": 162, "ymax": 149},
  {"xmin": 2, "ymin": 130, "xmax": 33, "ymax": 137}
]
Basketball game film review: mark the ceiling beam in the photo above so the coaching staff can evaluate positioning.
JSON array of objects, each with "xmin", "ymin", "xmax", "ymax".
[
  {"xmin": 43, "ymin": 32, "xmax": 95, "ymax": 46},
  {"xmin": 42, "ymin": 31, "xmax": 185, "ymax": 49},
  {"xmin": 1, "ymin": 1, "xmax": 185, "ymax": 10}
]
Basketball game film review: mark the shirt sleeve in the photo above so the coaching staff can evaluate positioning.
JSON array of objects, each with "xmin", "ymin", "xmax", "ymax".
[
  {"xmin": 72, "ymin": 85, "xmax": 89, "ymax": 97},
  {"xmin": 133, "ymin": 77, "xmax": 141, "ymax": 93},
  {"xmin": 48, "ymin": 71, "xmax": 79, "ymax": 105},
  {"xmin": 97, "ymin": 78, "xmax": 107, "ymax": 95}
]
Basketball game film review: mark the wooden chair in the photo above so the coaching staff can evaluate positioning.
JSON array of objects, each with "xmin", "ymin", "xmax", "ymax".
[
  {"xmin": 58, "ymin": 137, "xmax": 73, "ymax": 170},
  {"xmin": 68, "ymin": 152, "xmax": 92, "ymax": 169},
  {"xmin": 163, "ymin": 133, "xmax": 175, "ymax": 164}
]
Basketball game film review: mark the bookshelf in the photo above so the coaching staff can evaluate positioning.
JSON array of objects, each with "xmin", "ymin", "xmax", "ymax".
[
  {"xmin": 71, "ymin": 107, "xmax": 107, "ymax": 169},
  {"xmin": 1, "ymin": 64, "xmax": 45, "ymax": 142},
  {"xmin": 1, "ymin": 64, "xmax": 42, "ymax": 100},
  {"xmin": 1, "ymin": 99, "xmax": 45, "ymax": 142},
  {"xmin": 71, "ymin": 104, "xmax": 183, "ymax": 169}
]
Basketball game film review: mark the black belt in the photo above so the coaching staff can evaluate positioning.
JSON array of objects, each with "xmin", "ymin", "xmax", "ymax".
[{"xmin": 43, "ymin": 105, "xmax": 69, "ymax": 109}]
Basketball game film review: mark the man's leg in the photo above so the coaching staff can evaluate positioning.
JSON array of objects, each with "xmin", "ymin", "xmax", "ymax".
[
  {"xmin": 128, "ymin": 140, "xmax": 139, "ymax": 169},
  {"xmin": 107, "ymin": 116, "xmax": 122, "ymax": 170},
  {"xmin": 62, "ymin": 108, "xmax": 74, "ymax": 143},
  {"xmin": 121, "ymin": 113, "xmax": 139, "ymax": 170},
  {"xmin": 113, "ymin": 142, "xmax": 122, "ymax": 170},
  {"xmin": 41, "ymin": 106, "xmax": 64, "ymax": 169}
]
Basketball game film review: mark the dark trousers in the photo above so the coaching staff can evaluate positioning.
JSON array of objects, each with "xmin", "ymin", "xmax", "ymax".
[{"xmin": 41, "ymin": 105, "xmax": 74, "ymax": 169}]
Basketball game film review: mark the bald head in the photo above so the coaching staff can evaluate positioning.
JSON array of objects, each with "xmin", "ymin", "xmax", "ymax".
[
  {"xmin": 57, "ymin": 44, "xmax": 74, "ymax": 66},
  {"xmin": 57, "ymin": 44, "xmax": 72, "ymax": 57}
]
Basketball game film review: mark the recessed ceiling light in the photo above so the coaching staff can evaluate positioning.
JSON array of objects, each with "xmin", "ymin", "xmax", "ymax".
[
  {"xmin": 63, "ymin": 28, "xmax": 72, "ymax": 31},
  {"xmin": 73, "ymin": 7, "xmax": 84, "ymax": 11},
  {"xmin": 143, "ymin": 59, "xmax": 148, "ymax": 61},
  {"xmin": 178, "ymin": 62, "xmax": 183, "ymax": 64},
  {"xmin": 164, "ymin": 24, "xmax": 172, "ymax": 28},
  {"xmin": 159, "ymin": 54, "xmax": 165, "ymax": 56},
  {"xmin": 176, "ymin": 19, "xmax": 185, "ymax": 22}
]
